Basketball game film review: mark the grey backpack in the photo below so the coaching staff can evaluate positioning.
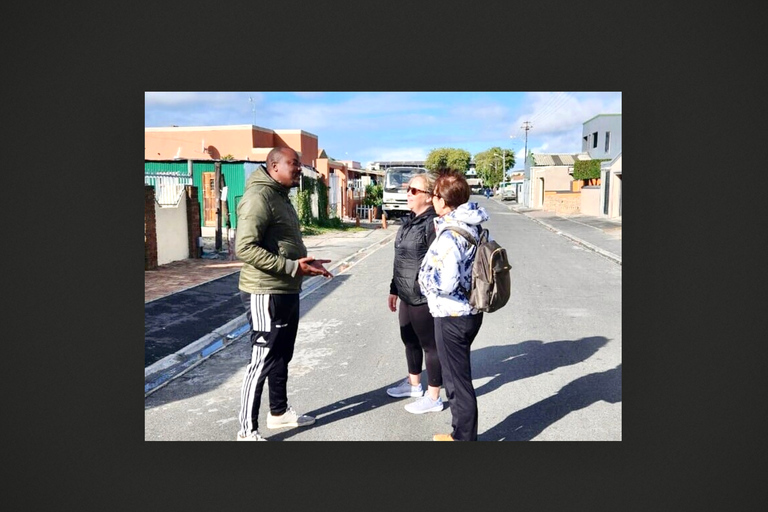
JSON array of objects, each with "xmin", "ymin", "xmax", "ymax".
[{"xmin": 445, "ymin": 226, "xmax": 511, "ymax": 313}]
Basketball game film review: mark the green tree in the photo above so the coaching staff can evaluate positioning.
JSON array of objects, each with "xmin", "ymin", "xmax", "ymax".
[
  {"xmin": 425, "ymin": 147, "xmax": 472, "ymax": 174},
  {"xmin": 474, "ymin": 147, "xmax": 515, "ymax": 189}
]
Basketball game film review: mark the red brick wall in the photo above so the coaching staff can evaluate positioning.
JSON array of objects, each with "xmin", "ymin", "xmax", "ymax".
[
  {"xmin": 186, "ymin": 185, "xmax": 202, "ymax": 258},
  {"xmin": 145, "ymin": 186, "xmax": 158, "ymax": 270},
  {"xmin": 543, "ymin": 191, "xmax": 582, "ymax": 215}
]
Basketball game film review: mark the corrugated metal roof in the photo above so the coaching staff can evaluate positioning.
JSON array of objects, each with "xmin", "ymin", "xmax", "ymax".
[{"xmin": 531, "ymin": 153, "xmax": 589, "ymax": 166}]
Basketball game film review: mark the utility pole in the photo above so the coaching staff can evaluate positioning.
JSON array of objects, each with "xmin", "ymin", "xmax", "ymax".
[
  {"xmin": 521, "ymin": 121, "xmax": 533, "ymax": 164},
  {"xmin": 502, "ymin": 151, "xmax": 505, "ymax": 178},
  {"xmin": 493, "ymin": 151, "xmax": 506, "ymax": 182},
  {"xmin": 521, "ymin": 121, "xmax": 533, "ymax": 207}
]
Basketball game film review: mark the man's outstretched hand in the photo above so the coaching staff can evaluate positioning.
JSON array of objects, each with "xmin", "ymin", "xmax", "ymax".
[{"xmin": 297, "ymin": 256, "xmax": 332, "ymax": 278}]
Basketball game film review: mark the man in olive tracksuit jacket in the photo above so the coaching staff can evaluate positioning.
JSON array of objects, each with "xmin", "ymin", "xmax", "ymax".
[{"xmin": 235, "ymin": 147, "xmax": 332, "ymax": 441}]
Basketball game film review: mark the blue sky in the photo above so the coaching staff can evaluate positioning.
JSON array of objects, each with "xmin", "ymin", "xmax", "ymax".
[{"xmin": 145, "ymin": 91, "xmax": 621, "ymax": 169}]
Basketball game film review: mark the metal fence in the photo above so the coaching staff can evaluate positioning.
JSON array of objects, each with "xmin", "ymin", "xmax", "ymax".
[
  {"xmin": 355, "ymin": 204, "xmax": 377, "ymax": 219},
  {"xmin": 145, "ymin": 172, "xmax": 193, "ymax": 207}
]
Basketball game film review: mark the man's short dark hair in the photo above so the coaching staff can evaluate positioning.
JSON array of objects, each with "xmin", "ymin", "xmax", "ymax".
[{"xmin": 267, "ymin": 147, "xmax": 296, "ymax": 168}]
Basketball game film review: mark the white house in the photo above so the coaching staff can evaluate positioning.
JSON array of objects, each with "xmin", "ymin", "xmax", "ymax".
[
  {"xmin": 582, "ymin": 114, "xmax": 622, "ymax": 161},
  {"xmin": 582, "ymin": 114, "xmax": 621, "ymax": 219}
]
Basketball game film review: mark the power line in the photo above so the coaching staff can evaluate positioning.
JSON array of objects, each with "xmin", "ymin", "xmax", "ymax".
[
  {"xmin": 529, "ymin": 92, "xmax": 572, "ymax": 125},
  {"xmin": 508, "ymin": 94, "xmax": 553, "ymax": 139},
  {"xmin": 528, "ymin": 92, "xmax": 566, "ymax": 122},
  {"xmin": 508, "ymin": 92, "xmax": 574, "ymax": 157}
]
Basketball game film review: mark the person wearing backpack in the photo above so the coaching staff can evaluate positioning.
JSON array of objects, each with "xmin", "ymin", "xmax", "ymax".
[
  {"xmin": 418, "ymin": 169, "xmax": 489, "ymax": 441},
  {"xmin": 386, "ymin": 172, "xmax": 445, "ymax": 415}
]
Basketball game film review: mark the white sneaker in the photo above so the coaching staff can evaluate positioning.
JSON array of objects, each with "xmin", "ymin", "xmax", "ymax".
[
  {"xmin": 386, "ymin": 378, "xmax": 424, "ymax": 398},
  {"xmin": 266, "ymin": 405, "xmax": 316, "ymax": 429},
  {"xmin": 237, "ymin": 431, "xmax": 267, "ymax": 441},
  {"xmin": 404, "ymin": 394, "xmax": 444, "ymax": 414}
]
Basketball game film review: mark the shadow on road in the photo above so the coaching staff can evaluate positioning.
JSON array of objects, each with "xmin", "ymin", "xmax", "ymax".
[
  {"xmin": 472, "ymin": 336, "xmax": 610, "ymax": 398},
  {"xmin": 479, "ymin": 363, "xmax": 622, "ymax": 441},
  {"xmin": 268, "ymin": 336, "xmax": 615, "ymax": 441}
]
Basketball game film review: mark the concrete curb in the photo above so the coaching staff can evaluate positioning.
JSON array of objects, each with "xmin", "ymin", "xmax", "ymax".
[
  {"xmin": 144, "ymin": 228, "xmax": 397, "ymax": 397},
  {"xmin": 499, "ymin": 199, "xmax": 621, "ymax": 266}
]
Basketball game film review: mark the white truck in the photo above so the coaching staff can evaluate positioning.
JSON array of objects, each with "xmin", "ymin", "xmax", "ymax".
[{"xmin": 382, "ymin": 166, "xmax": 427, "ymax": 219}]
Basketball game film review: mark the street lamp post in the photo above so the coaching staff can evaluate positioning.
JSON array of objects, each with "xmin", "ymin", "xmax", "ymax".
[{"xmin": 493, "ymin": 151, "xmax": 506, "ymax": 180}]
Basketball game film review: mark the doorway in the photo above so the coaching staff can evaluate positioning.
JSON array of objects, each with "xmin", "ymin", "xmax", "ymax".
[{"xmin": 202, "ymin": 172, "xmax": 216, "ymax": 226}]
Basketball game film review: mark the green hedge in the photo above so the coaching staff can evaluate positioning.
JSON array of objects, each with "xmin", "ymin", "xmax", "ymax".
[{"xmin": 572, "ymin": 159, "xmax": 606, "ymax": 180}]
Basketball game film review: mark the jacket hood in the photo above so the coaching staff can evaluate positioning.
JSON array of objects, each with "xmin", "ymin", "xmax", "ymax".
[
  {"xmin": 245, "ymin": 164, "xmax": 290, "ymax": 195},
  {"xmin": 434, "ymin": 202, "xmax": 489, "ymax": 235}
]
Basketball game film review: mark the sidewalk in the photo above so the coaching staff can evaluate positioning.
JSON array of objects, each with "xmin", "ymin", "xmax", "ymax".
[
  {"xmin": 145, "ymin": 220, "xmax": 396, "ymax": 303},
  {"xmin": 501, "ymin": 199, "xmax": 622, "ymax": 265}
]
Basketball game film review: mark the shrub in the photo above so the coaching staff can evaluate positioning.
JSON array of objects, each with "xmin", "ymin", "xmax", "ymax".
[{"xmin": 363, "ymin": 183, "xmax": 383, "ymax": 207}]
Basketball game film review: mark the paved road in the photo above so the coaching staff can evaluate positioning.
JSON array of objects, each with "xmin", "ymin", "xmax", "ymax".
[{"xmin": 145, "ymin": 196, "xmax": 622, "ymax": 441}]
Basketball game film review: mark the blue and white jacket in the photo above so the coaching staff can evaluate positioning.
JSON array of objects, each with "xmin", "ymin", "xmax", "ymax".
[{"xmin": 417, "ymin": 202, "xmax": 490, "ymax": 317}]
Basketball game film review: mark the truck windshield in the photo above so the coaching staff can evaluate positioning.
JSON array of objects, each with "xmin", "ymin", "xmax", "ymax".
[{"xmin": 384, "ymin": 168, "xmax": 421, "ymax": 191}]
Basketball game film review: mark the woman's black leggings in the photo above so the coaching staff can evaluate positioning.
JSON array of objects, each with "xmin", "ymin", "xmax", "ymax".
[{"xmin": 398, "ymin": 301, "xmax": 442, "ymax": 388}]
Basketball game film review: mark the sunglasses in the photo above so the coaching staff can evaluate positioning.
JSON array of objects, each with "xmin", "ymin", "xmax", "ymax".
[{"xmin": 407, "ymin": 186, "xmax": 430, "ymax": 195}]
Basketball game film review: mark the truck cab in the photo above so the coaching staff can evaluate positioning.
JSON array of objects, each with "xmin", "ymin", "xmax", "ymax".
[{"xmin": 382, "ymin": 167, "xmax": 426, "ymax": 219}]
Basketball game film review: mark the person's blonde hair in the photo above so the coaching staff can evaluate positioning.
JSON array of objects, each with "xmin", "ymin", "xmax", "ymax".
[{"xmin": 408, "ymin": 172, "xmax": 435, "ymax": 195}]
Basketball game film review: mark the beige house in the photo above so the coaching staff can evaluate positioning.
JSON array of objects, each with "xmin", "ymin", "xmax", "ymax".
[{"xmin": 525, "ymin": 153, "xmax": 589, "ymax": 212}]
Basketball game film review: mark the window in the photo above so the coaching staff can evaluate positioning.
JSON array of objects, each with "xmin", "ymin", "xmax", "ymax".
[
  {"xmin": 592, "ymin": 132, "xmax": 598, "ymax": 149},
  {"xmin": 605, "ymin": 131, "xmax": 611, "ymax": 153}
]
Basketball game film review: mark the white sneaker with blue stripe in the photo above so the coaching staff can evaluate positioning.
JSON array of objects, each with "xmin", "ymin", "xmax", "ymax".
[{"xmin": 386, "ymin": 378, "xmax": 424, "ymax": 398}]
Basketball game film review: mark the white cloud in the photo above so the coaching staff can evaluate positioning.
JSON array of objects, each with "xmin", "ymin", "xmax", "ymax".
[
  {"xmin": 145, "ymin": 91, "xmax": 620, "ymax": 164},
  {"xmin": 355, "ymin": 146, "xmax": 429, "ymax": 162}
]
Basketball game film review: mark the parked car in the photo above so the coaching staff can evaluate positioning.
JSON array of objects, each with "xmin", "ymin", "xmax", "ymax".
[{"xmin": 498, "ymin": 181, "xmax": 517, "ymax": 201}]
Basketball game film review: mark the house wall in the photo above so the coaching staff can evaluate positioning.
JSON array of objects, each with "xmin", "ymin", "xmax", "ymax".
[
  {"xmin": 274, "ymin": 130, "xmax": 319, "ymax": 167},
  {"xmin": 316, "ymin": 158, "xmax": 349, "ymax": 218},
  {"xmin": 145, "ymin": 125, "xmax": 319, "ymax": 166},
  {"xmin": 145, "ymin": 184, "xmax": 202, "ymax": 267},
  {"xmin": 543, "ymin": 166, "xmax": 573, "ymax": 191},
  {"xmin": 530, "ymin": 166, "xmax": 574, "ymax": 208},
  {"xmin": 580, "ymin": 186, "xmax": 601, "ymax": 216},
  {"xmin": 607, "ymin": 154, "xmax": 622, "ymax": 218},
  {"xmin": 542, "ymin": 191, "xmax": 581, "ymax": 215},
  {"xmin": 582, "ymin": 114, "xmax": 622, "ymax": 161},
  {"xmin": 145, "ymin": 125, "xmax": 276, "ymax": 161},
  {"xmin": 155, "ymin": 193, "xmax": 190, "ymax": 266}
]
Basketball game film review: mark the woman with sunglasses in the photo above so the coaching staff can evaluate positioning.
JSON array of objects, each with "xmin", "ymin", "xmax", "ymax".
[
  {"xmin": 418, "ymin": 169, "xmax": 490, "ymax": 441},
  {"xmin": 386, "ymin": 173, "xmax": 445, "ymax": 415}
]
